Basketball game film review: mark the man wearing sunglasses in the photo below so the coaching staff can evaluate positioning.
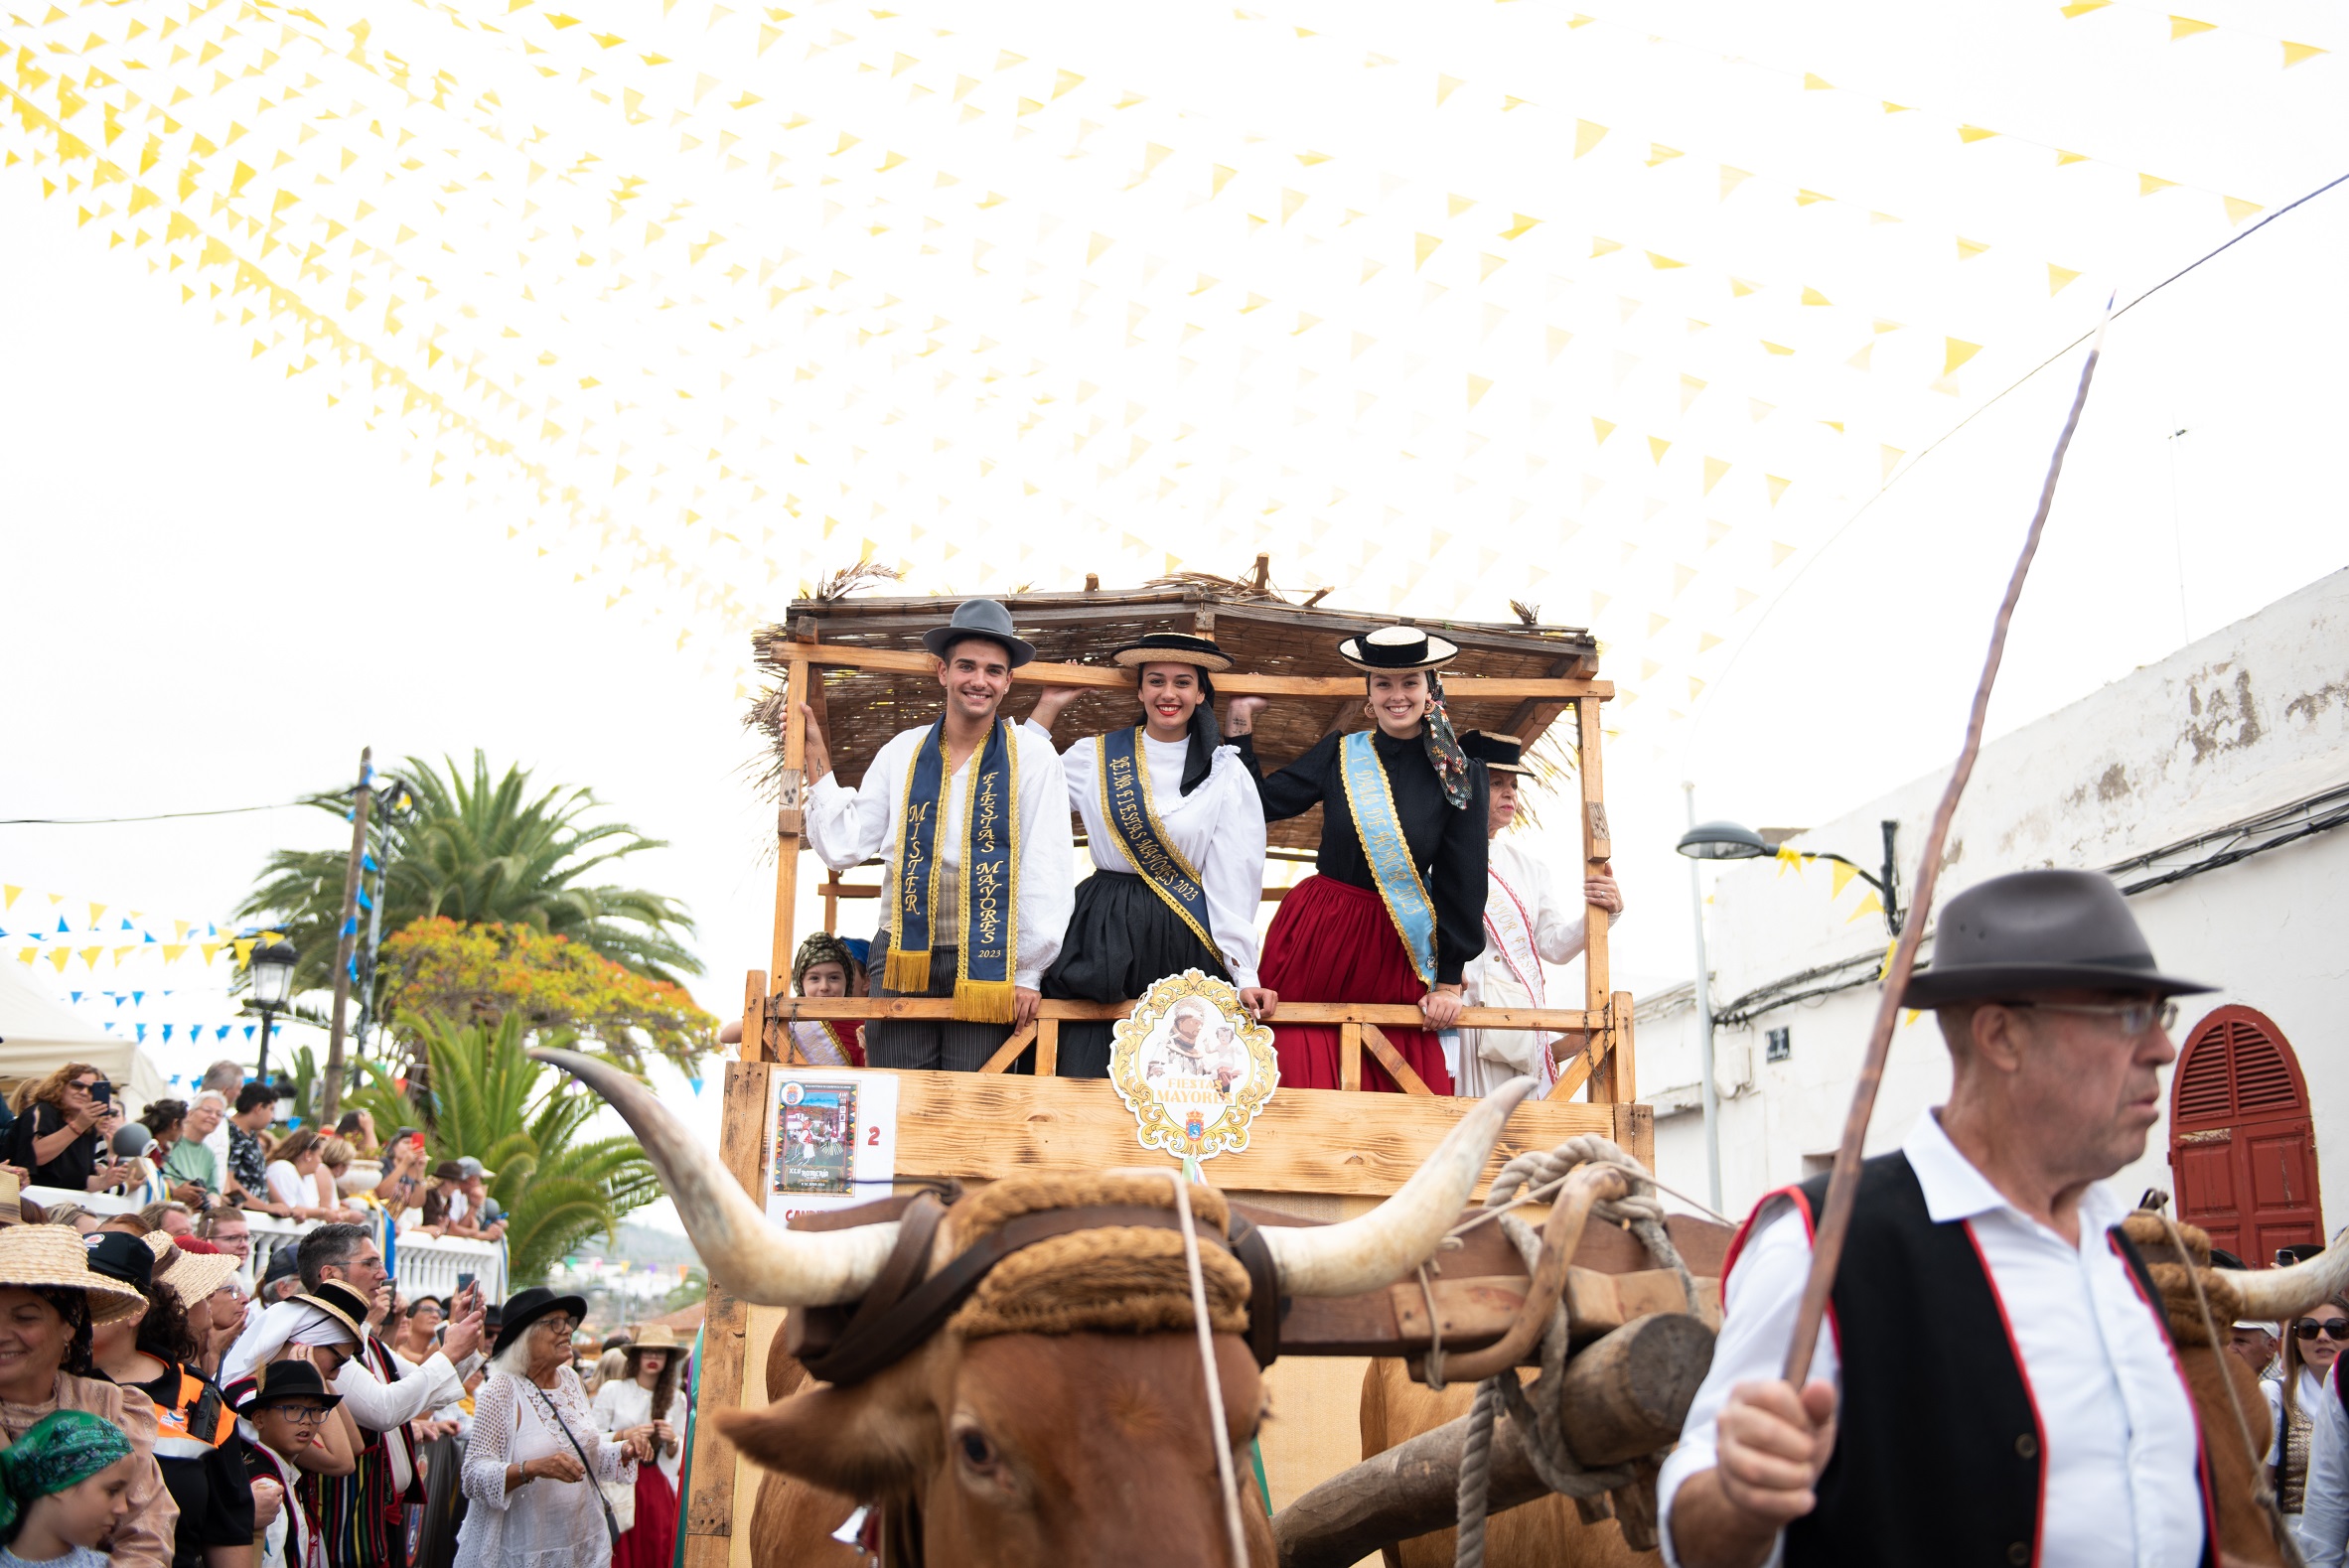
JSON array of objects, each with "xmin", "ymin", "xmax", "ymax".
[{"xmin": 1663, "ymin": 868, "xmax": 2229, "ymax": 1568}]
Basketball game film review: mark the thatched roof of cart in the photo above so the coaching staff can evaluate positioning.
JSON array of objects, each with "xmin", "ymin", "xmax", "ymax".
[{"xmin": 749, "ymin": 576, "xmax": 1599, "ymax": 854}]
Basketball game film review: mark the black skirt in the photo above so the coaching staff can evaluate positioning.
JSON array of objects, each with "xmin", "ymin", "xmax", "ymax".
[{"xmin": 1042, "ymin": 871, "xmax": 1231, "ymax": 1077}]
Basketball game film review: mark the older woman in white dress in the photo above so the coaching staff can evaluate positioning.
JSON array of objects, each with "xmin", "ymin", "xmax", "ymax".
[
  {"xmin": 456, "ymin": 1290, "xmax": 649, "ymax": 1568},
  {"xmin": 1452, "ymin": 731, "xmax": 1625, "ymax": 1096}
]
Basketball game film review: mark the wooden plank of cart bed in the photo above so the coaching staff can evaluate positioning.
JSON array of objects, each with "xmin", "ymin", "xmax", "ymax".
[
  {"xmin": 878, "ymin": 1072, "xmax": 1621, "ymax": 1197},
  {"xmin": 769, "ymin": 997, "xmax": 1596, "ymax": 1031},
  {"xmin": 788, "ymin": 642, "xmax": 1609, "ymax": 701}
]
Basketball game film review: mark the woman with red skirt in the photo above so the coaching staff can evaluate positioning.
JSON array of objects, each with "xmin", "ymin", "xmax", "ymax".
[
  {"xmin": 1227, "ymin": 626, "xmax": 1489, "ymax": 1093},
  {"xmin": 591, "ymin": 1327, "xmax": 684, "ymax": 1568}
]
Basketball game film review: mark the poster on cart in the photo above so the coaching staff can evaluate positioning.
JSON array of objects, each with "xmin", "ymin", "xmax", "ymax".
[
  {"xmin": 766, "ymin": 1068, "xmax": 900, "ymax": 1226},
  {"xmin": 1108, "ymin": 969, "xmax": 1278, "ymax": 1162}
]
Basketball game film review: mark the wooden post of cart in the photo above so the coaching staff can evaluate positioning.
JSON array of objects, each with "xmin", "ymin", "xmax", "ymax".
[{"xmin": 683, "ymin": 581, "xmax": 1653, "ymax": 1568}]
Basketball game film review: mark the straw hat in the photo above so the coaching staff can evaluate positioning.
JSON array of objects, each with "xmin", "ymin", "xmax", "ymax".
[
  {"xmin": 0, "ymin": 1227, "xmax": 146, "ymax": 1325},
  {"xmin": 1336, "ymin": 625, "xmax": 1459, "ymax": 674},
  {"xmin": 1109, "ymin": 633, "xmax": 1232, "ymax": 672},
  {"xmin": 624, "ymin": 1324, "xmax": 681, "ymax": 1360},
  {"xmin": 143, "ymin": 1234, "xmax": 242, "ymax": 1306},
  {"xmin": 292, "ymin": 1281, "xmax": 371, "ymax": 1346}
]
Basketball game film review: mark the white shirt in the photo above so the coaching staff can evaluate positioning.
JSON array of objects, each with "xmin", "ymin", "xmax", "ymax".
[
  {"xmin": 1028, "ymin": 723, "xmax": 1266, "ymax": 989},
  {"xmin": 2302, "ymin": 1364, "xmax": 2349, "ymax": 1562},
  {"xmin": 806, "ymin": 720, "xmax": 1074, "ymax": 988},
  {"xmin": 593, "ymin": 1374, "xmax": 684, "ymax": 1487},
  {"xmin": 457, "ymin": 1370, "xmax": 633, "ymax": 1568},
  {"xmin": 335, "ymin": 1342, "xmax": 476, "ymax": 1496},
  {"xmin": 1455, "ymin": 835, "xmax": 1591, "ymax": 1095},
  {"xmin": 264, "ymin": 1161, "xmax": 310, "ymax": 1209},
  {"xmin": 1658, "ymin": 1110, "xmax": 2205, "ymax": 1568}
]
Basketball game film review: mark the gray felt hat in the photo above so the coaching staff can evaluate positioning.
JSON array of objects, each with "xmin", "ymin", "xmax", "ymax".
[
  {"xmin": 1898, "ymin": 869, "xmax": 2215, "ymax": 1009},
  {"xmin": 921, "ymin": 599, "xmax": 1036, "ymax": 667}
]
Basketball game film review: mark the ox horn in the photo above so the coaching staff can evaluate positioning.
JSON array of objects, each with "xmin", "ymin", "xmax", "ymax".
[
  {"xmin": 1262, "ymin": 1076, "xmax": 1536, "ymax": 1298},
  {"xmin": 2217, "ymin": 1233, "xmax": 2349, "ymax": 1321},
  {"xmin": 529, "ymin": 1048, "xmax": 896, "ymax": 1308}
]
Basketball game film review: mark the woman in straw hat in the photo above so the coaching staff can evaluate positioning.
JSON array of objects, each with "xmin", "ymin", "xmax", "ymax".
[
  {"xmin": 1226, "ymin": 625, "xmax": 1489, "ymax": 1093},
  {"xmin": 1450, "ymin": 730, "xmax": 1626, "ymax": 1096},
  {"xmin": 0, "ymin": 1225, "xmax": 180, "ymax": 1568},
  {"xmin": 86, "ymin": 1232, "xmax": 255, "ymax": 1568},
  {"xmin": 590, "ymin": 1326, "xmax": 684, "ymax": 1568},
  {"xmin": 1026, "ymin": 632, "xmax": 1272, "ymax": 1075}
]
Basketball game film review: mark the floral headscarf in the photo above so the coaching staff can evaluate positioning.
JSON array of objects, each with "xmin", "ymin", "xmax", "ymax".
[
  {"xmin": 793, "ymin": 931, "xmax": 860, "ymax": 994},
  {"xmin": 0, "ymin": 1411, "xmax": 132, "ymax": 1537},
  {"xmin": 1421, "ymin": 674, "xmax": 1474, "ymax": 810}
]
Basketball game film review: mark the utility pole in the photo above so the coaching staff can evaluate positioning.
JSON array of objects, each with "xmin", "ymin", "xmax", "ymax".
[
  {"xmin": 321, "ymin": 747, "xmax": 373, "ymax": 1124},
  {"xmin": 1683, "ymin": 783, "xmax": 1723, "ymax": 1212}
]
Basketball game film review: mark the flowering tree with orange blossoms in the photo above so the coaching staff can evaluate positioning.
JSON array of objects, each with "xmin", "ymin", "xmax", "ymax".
[{"xmin": 379, "ymin": 917, "xmax": 717, "ymax": 1073}]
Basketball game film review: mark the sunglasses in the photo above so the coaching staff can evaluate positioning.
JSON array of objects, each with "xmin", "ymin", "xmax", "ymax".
[{"xmin": 2294, "ymin": 1320, "xmax": 2349, "ymax": 1341}]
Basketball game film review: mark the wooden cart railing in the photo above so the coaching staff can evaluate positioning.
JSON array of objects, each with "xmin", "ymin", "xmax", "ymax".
[{"xmin": 745, "ymin": 990, "xmax": 1638, "ymax": 1103}]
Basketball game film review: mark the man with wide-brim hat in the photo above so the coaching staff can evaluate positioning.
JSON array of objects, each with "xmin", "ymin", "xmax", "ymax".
[
  {"xmin": 1023, "ymin": 629, "xmax": 1272, "ymax": 1075},
  {"xmin": 1662, "ymin": 868, "xmax": 2229, "ymax": 1567},
  {"xmin": 1449, "ymin": 729, "xmax": 1625, "ymax": 1097},
  {"xmin": 1225, "ymin": 623, "xmax": 1488, "ymax": 1094},
  {"xmin": 801, "ymin": 598, "xmax": 1074, "ymax": 1069}
]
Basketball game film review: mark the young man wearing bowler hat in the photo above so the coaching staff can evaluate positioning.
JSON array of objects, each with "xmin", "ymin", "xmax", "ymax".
[
  {"xmin": 1661, "ymin": 869, "xmax": 2224, "ymax": 1568},
  {"xmin": 800, "ymin": 598, "xmax": 1074, "ymax": 1070}
]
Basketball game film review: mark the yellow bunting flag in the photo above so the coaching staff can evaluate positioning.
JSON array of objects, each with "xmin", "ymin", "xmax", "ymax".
[
  {"xmin": 1944, "ymin": 339, "xmax": 1982, "ymax": 375},
  {"xmin": 1828, "ymin": 860, "xmax": 1858, "ymax": 898},
  {"xmin": 1845, "ymin": 891, "xmax": 1884, "ymax": 925},
  {"xmin": 48, "ymin": 950, "xmax": 70, "ymax": 974},
  {"xmin": 2282, "ymin": 41, "xmax": 2327, "ymax": 66},
  {"xmin": 2048, "ymin": 263, "xmax": 2081, "ymax": 294},
  {"xmin": 2167, "ymin": 15, "xmax": 2215, "ymax": 41},
  {"xmin": 2223, "ymin": 196, "xmax": 2264, "ymax": 224},
  {"xmin": 1573, "ymin": 120, "xmax": 1608, "ymax": 158},
  {"xmin": 1, "ymin": 887, "xmax": 18, "ymax": 910},
  {"xmin": 2138, "ymin": 173, "xmax": 2177, "ymax": 196}
]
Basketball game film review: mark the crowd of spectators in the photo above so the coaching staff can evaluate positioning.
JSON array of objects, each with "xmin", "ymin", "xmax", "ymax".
[{"xmin": 0, "ymin": 1059, "xmax": 692, "ymax": 1568}]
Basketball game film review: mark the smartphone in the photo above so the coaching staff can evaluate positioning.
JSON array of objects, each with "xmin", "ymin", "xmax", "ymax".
[{"xmin": 456, "ymin": 1272, "xmax": 476, "ymax": 1293}]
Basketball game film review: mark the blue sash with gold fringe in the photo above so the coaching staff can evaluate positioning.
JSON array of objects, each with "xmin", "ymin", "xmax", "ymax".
[
  {"xmin": 1097, "ymin": 727, "xmax": 1218, "ymax": 955},
  {"xmin": 886, "ymin": 719, "xmax": 1021, "ymax": 1023},
  {"xmin": 1338, "ymin": 729, "xmax": 1438, "ymax": 987}
]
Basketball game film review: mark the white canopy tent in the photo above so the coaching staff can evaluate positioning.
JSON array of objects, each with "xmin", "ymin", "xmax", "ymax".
[{"xmin": 0, "ymin": 965, "xmax": 169, "ymax": 1109}]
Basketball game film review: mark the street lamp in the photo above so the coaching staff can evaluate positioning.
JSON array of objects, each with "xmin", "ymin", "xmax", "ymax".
[
  {"xmin": 1675, "ymin": 808, "xmax": 1908, "ymax": 1213},
  {"xmin": 248, "ymin": 940, "xmax": 299, "ymax": 1082},
  {"xmin": 1675, "ymin": 793, "xmax": 1764, "ymax": 1213}
]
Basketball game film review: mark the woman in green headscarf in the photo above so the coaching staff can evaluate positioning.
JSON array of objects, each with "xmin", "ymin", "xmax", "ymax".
[{"xmin": 0, "ymin": 1409, "xmax": 140, "ymax": 1568}]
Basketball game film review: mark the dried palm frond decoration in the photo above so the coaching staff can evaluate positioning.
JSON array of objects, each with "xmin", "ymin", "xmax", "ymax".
[{"xmin": 810, "ymin": 560, "xmax": 905, "ymax": 601}]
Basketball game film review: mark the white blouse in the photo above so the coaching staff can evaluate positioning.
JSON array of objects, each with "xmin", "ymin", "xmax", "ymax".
[
  {"xmin": 593, "ymin": 1375, "xmax": 684, "ymax": 1488},
  {"xmin": 457, "ymin": 1369, "xmax": 636, "ymax": 1568},
  {"xmin": 805, "ymin": 722, "xmax": 1075, "ymax": 988},
  {"xmin": 1030, "ymin": 724, "xmax": 1267, "ymax": 990},
  {"xmin": 1455, "ymin": 836, "xmax": 1592, "ymax": 1096}
]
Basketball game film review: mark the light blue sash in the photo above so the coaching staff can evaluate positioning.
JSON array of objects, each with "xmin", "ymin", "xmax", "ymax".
[
  {"xmin": 1338, "ymin": 730, "xmax": 1438, "ymax": 986},
  {"xmin": 1097, "ymin": 728, "xmax": 1217, "ymax": 954}
]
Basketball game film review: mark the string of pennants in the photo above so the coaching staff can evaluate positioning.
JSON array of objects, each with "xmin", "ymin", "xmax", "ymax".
[
  {"xmin": 1, "ymin": 884, "xmax": 280, "ymax": 971},
  {"xmin": 0, "ymin": 0, "xmax": 2326, "ymax": 751}
]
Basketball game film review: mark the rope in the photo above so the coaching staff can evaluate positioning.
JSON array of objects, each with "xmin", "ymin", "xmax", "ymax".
[
  {"xmin": 1452, "ymin": 1136, "xmax": 1695, "ymax": 1568},
  {"xmin": 2151, "ymin": 1212, "xmax": 2308, "ymax": 1568},
  {"xmin": 1168, "ymin": 1173, "xmax": 1252, "ymax": 1568}
]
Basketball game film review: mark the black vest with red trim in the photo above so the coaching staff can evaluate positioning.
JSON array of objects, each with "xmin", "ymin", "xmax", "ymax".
[{"xmin": 1742, "ymin": 1153, "xmax": 2216, "ymax": 1568}]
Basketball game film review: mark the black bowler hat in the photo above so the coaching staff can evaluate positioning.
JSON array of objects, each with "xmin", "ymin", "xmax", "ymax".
[
  {"xmin": 1110, "ymin": 632, "xmax": 1232, "ymax": 672},
  {"xmin": 1898, "ymin": 869, "xmax": 2214, "ymax": 1009},
  {"xmin": 492, "ymin": 1286, "xmax": 590, "ymax": 1359},
  {"xmin": 921, "ymin": 599, "xmax": 1036, "ymax": 667},
  {"xmin": 1459, "ymin": 730, "xmax": 1531, "ymax": 774},
  {"xmin": 1337, "ymin": 625, "xmax": 1459, "ymax": 673}
]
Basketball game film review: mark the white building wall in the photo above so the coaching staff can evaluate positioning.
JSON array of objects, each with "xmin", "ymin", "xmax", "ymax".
[{"xmin": 1642, "ymin": 568, "xmax": 2349, "ymax": 1227}]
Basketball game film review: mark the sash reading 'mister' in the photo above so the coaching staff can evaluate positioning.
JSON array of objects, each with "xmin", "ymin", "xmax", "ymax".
[
  {"xmin": 887, "ymin": 717, "xmax": 1021, "ymax": 1023},
  {"xmin": 1338, "ymin": 728, "xmax": 1438, "ymax": 987},
  {"xmin": 1095, "ymin": 726, "xmax": 1218, "ymax": 955}
]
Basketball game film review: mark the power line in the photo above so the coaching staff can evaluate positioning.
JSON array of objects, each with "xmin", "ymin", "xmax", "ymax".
[{"xmin": 0, "ymin": 802, "xmax": 304, "ymax": 826}]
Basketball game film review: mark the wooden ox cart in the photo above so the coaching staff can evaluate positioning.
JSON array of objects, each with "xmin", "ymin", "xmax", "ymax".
[{"xmin": 675, "ymin": 568, "xmax": 1722, "ymax": 1568}]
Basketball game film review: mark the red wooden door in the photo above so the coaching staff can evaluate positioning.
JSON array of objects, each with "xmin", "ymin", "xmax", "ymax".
[{"xmin": 2168, "ymin": 1006, "xmax": 2321, "ymax": 1265}]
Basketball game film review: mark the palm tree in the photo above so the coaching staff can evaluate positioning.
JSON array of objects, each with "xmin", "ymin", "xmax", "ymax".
[
  {"xmin": 348, "ymin": 1014, "xmax": 664, "ymax": 1286},
  {"xmin": 237, "ymin": 751, "xmax": 699, "ymax": 1000}
]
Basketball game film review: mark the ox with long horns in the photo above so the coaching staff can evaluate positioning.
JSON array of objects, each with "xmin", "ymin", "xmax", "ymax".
[{"xmin": 534, "ymin": 1047, "xmax": 1550, "ymax": 1567}]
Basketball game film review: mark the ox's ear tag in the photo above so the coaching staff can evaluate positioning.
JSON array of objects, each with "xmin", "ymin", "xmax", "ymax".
[{"xmin": 1110, "ymin": 970, "xmax": 1279, "ymax": 1163}]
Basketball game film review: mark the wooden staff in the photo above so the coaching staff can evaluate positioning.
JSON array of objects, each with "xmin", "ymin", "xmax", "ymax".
[{"xmin": 1784, "ymin": 305, "xmax": 2114, "ymax": 1386}]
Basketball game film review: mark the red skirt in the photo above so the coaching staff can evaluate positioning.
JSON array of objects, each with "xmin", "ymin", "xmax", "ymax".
[
  {"xmin": 615, "ymin": 1465, "xmax": 678, "ymax": 1568},
  {"xmin": 1259, "ymin": 875, "xmax": 1453, "ymax": 1094}
]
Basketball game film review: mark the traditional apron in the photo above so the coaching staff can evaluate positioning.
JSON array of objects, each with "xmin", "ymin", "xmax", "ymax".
[
  {"xmin": 1480, "ymin": 863, "xmax": 1556, "ymax": 1087},
  {"xmin": 1096, "ymin": 727, "xmax": 1218, "ymax": 953},
  {"xmin": 1337, "ymin": 730, "xmax": 1439, "ymax": 986},
  {"xmin": 886, "ymin": 717, "xmax": 1022, "ymax": 1023}
]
